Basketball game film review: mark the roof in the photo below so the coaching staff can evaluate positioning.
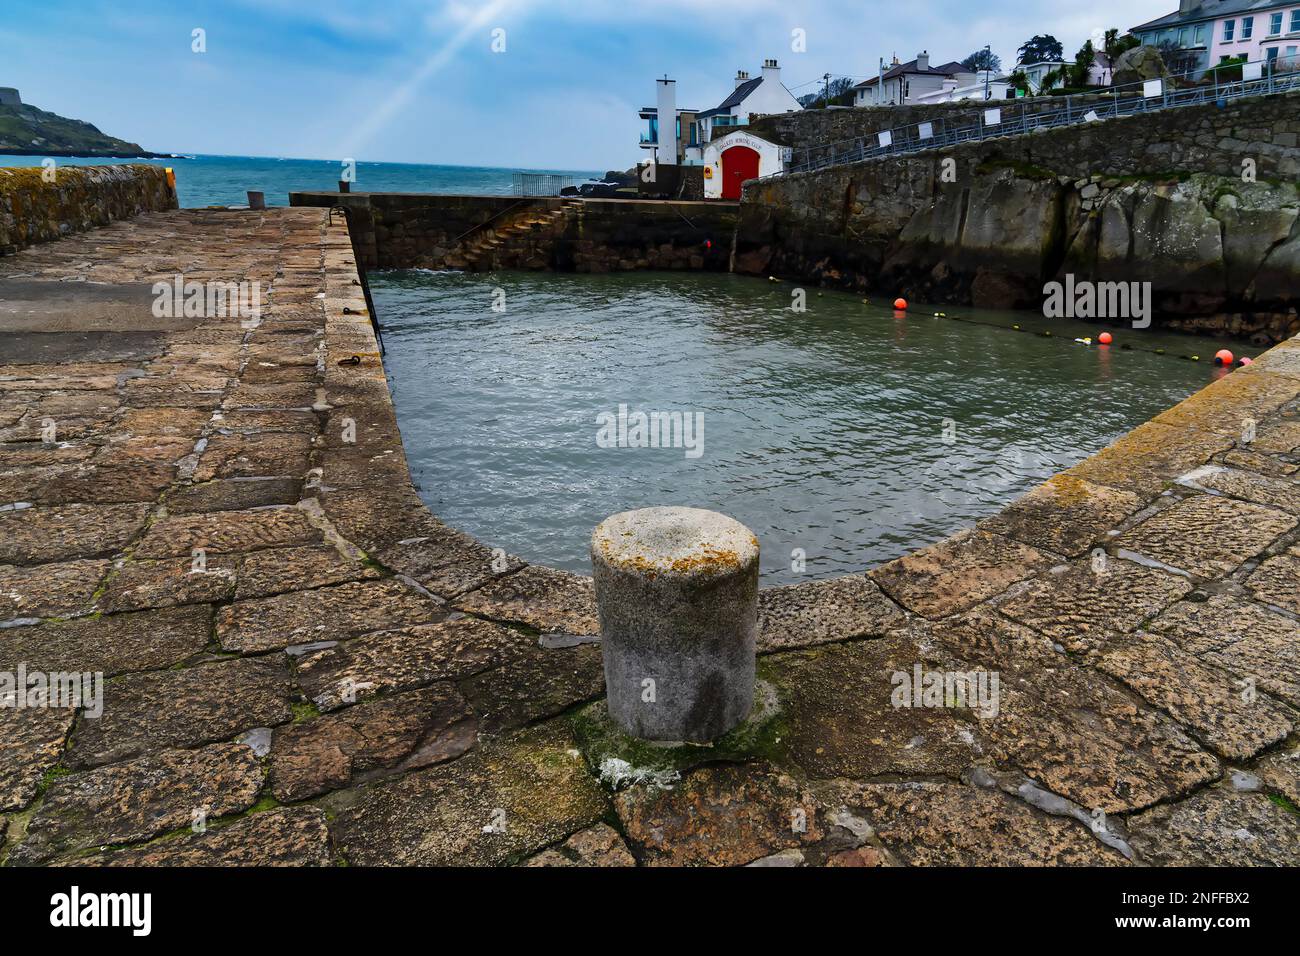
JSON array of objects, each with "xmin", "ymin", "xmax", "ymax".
[
  {"xmin": 698, "ymin": 76, "xmax": 765, "ymax": 117},
  {"xmin": 852, "ymin": 58, "xmax": 970, "ymax": 89},
  {"xmin": 1131, "ymin": 0, "xmax": 1288, "ymax": 33}
]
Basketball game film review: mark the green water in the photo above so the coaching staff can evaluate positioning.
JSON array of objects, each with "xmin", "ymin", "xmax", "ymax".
[{"xmin": 372, "ymin": 270, "xmax": 1245, "ymax": 584}]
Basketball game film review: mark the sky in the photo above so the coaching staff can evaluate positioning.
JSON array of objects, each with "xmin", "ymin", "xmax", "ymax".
[{"xmin": 2, "ymin": 0, "xmax": 1174, "ymax": 171}]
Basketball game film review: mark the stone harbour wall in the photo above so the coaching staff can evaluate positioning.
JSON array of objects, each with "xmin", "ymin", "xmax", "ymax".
[
  {"xmin": 0, "ymin": 164, "xmax": 177, "ymax": 255},
  {"xmin": 289, "ymin": 192, "xmax": 529, "ymax": 271},
  {"xmin": 735, "ymin": 91, "xmax": 1300, "ymax": 343},
  {"xmin": 2, "ymin": 207, "xmax": 1299, "ymax": 867},
  {"xmin": 289, "ymin": 192, "xmax": 738, "ymax": 274},
  {"xmin": 749, "ymin": 94, "xmax": 1120, "ymax": 167}
]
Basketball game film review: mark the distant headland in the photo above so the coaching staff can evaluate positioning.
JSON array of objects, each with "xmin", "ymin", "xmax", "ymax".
[{"xmin": 0, "ymin": 87, "xmax": 172, "ymax": 158}]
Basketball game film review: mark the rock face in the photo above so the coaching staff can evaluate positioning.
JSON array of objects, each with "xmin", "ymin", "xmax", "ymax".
[
  {"xmin": 1112, "ymin": 45, "xmax": 1171, "ymax": 87},
  {"xmin": 734, "ymin": 91, "xmax": 1300, "ymax": 342}
]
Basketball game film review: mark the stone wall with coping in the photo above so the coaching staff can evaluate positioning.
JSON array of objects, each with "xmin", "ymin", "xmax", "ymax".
[
  {"xmin": 0, "ymin": 164, "xmax": 177, "ymax": 255},
  {"xmin": 735, "ymin": 91, "xmax": 1300, "ymax": 343},
  {"xmin": 749, "ymin": 94, "xmax": 1122, "ymax": 167}
]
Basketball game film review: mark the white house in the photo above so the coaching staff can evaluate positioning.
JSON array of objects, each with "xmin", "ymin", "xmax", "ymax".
[
  {"xmin": 1016, "ymin": 60, "xmax": 1069, "ymax": 93},
  {"xmin": 695, "ymin": 59, "xmax": 802, "ymax": 145},
  {"xmin": 912, "ymin": 70, "xmax": 1018, "ymax": 103},
  {"xmin": 702, "ymin": 129, "xmax": 789, "ymax": 200},
  {"xmin": 852, "ymin": 53, "xmax": 975, "ymax": 105}
]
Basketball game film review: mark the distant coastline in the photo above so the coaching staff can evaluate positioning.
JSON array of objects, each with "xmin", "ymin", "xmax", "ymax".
[{"xmin": 0, "ymin": 147, "xmax": 175, "ymax": 159}]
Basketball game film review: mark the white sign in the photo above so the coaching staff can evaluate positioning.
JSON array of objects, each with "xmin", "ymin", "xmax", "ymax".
[
  {"xmin": 1083, "ymin": 110, "xmax": 1100, "ymax": 122},
  {"xmin": 984, "ymin": 108, "xmax": 1001, "ymax": 126},
  {"xmin": 918, "ymin": 122, "xmax": 934, "ymax": 139},
  {"xmin": 878, "ymin": 130, "xmax": 892, "ymax": 148},
  {"xmin": 1143, "ymin": 79, "xmax": 1163, "ymax": 98},
  {"xmin": 1243, "ymin": 61, "xmax": 1263, "ymax": 80}
]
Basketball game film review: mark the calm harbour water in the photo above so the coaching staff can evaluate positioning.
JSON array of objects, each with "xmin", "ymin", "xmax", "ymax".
[
  {"xmin": 1, "ymin": 154, "xmax": 601, "ymax": 208},
  {"xmin": 372, "ymin": 269, "xmax": 1244, "ymax": 585}
]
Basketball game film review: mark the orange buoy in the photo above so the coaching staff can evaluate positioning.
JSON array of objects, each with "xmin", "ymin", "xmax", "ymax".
[
  {"xmin": 1098, "ymin": 332, "xmax": 1113, "ymax": 345},
  {"xmin": 1214, "ymin": 348, "xmax": 1234, "ymax": 367},
  {"xmin": 893, "ymin": 297, "xmax": 907, "ymax": 310}
]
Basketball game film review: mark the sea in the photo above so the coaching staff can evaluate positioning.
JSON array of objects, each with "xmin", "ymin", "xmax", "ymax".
[{"xmin": 1, "ymin": 154, "xmax": 604, "ymax": 208}]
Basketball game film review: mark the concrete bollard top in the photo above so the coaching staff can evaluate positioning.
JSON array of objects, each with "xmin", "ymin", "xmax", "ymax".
[{"xmin": 592, "ymin": 506, "xmax": 759, "ymax": 578}]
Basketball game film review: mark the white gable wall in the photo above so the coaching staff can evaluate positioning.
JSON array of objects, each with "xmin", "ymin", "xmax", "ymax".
[{"xmin": 741, "ymin": 75, "xmax": 803, "ymax": 117}]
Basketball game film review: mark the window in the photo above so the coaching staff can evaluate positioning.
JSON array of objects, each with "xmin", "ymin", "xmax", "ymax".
[
  {"xmin": 1194, "ymin": 24, "xmax": 1208, "ymax": 45},
  {"xmin": 1270, "ymin": 12, "xmax": 1283, "ymax": 35},
  {"xmin": 1292, "ymin": 10, "xmax": 1300, "ymax": 32},
  {"xmin": 1223, "ymin": 19, "xmax": 1235, "ymax": 41},
  {"xmin": 1267, "ymin": 46, "xmax": 1279, "ymax": 60},
  {"xmin": 1242, "ymin": 16, "xmax": 1254, "ymax": 39}
]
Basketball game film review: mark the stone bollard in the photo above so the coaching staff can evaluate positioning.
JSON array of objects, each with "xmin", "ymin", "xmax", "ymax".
[
  {"xmin": 246, "ymin": 191, "xmax": 266, "ymax": 210},
  {"xmin": 591, "ymin": 506, "xmax": 758, "ymax": 743}
]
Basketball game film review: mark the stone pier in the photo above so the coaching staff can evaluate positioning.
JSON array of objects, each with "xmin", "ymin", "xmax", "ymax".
[{"xmin": 0, "ymin": 205, "xmax": 1298, "ymax": 867}]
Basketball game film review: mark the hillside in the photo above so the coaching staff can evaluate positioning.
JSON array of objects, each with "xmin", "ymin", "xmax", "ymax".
[{"xmin": 0, "ymin": 92, "xmax": 166, "ymax": 157}]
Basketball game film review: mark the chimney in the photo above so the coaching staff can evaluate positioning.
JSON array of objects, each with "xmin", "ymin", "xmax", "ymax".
[
  {"xmin": 1178, "ymin": 0, "xmax": 1200, "ymax": 13},
  {"xmin": 655, "ymin": 77, "xmax": 677, "ymax": 163},
  {"xmin": 761, "ymin": 58, "xmax": 780, "ymax": 85},
  {"xmin": 916, "ymin": 51, "xmax": 929, "ymax": 71},
  {"xmin": 735, "ymin": 69, "xmax": 750, "ymax": 88}
]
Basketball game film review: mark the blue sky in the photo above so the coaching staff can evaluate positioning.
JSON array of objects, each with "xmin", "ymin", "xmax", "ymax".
[{"xmin": 3, "ymin": 0, "xmax": 1172, "ymax": 170}]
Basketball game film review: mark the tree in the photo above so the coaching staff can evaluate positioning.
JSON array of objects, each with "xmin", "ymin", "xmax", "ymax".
[
  {"xmin": 1036, "ymin": 67, "xmax": 1065, "ymax": 92},
  {"xmin": 1103, "ymin": 29, "xmax": 1140, "ymax": 61},
  {"xmin": 1156, "ymin": 38, "xmax": 1198, "ymax": 75},
  {"xmin": 1017, "ymin": 34, "xmax": 1064, "ymax": 64},
  {"xmin": 960, "ymin": 48, "xmax": 1002, "ymax": 73},
  {"xmin": 797, "ymin": 76, "xmax": 856, "ymax": 109},
  {"xmin": 1069, "ymin": 39, "xmax": 1096, "ymax": 87},
  {"xmin": 1097, "ymin": 29, "xmax": 1140, "ymax": 85}
]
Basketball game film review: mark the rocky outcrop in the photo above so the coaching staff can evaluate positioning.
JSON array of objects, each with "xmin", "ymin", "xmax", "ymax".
[
  {"xmin": 0, "ymin": 99, "xmax": 163, "ymax": 157},
  {"xmin": 1112, "ymin": 45, "xmax": 1171, "ymax": 87},
  {"xmin": 0, "ymin": 164, "xmax": 177, "ymax": 255}
]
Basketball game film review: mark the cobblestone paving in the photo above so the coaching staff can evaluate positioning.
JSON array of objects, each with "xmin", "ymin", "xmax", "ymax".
[{"xmin": 1, "ymin": 208, "xmax": 1298, "ymax": 866}]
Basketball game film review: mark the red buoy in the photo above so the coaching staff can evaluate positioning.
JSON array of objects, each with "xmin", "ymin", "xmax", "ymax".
[
  {"xmin": 1214, "ymin": 349, "xmax": 1234, "ymax": 367},
  {"xmin": 893, "ymin": 297, "xmax": 907, "ymax": 310},
  {"xmin": 1098, "ymin": 331, "xmax": 1113, "ymax": 345}
]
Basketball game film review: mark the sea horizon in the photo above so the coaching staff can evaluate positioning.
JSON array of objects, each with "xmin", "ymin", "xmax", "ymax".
[{"xmin": 1, "ymin": 153, "xmax": 607, "ymax": 208}]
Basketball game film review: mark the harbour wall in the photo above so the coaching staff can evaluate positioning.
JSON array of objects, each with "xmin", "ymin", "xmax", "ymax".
[
  {"xmin": 734, "ymin": 91, "xmax": 1300, "ymax": 343},
  {"xmin": 288, "ymin": 192, "xmax": 738, "ymax": 273},
  {"xmin": 0, "ymin": 164, "xmax": 176, "ymax": 255}
]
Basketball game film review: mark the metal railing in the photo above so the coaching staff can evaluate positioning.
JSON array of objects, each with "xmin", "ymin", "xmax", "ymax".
[
  {"xmin": 512, "ymin": 172, "xmax": 577, "ymax": 196},
  {"xmin": 762, "ymin": 53, "xmax": 1300, "ymax": 179}
]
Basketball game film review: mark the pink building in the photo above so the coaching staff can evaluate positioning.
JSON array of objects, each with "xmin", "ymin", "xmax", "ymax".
[{"xmin": 1133, "ymin": 0, "xmax": 1300, "ymax": 74}]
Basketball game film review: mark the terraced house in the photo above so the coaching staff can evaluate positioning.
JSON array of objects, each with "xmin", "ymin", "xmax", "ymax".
[{"xmin": 1134, "ymin": 0, "xmax": 1300, "ymax": 74}]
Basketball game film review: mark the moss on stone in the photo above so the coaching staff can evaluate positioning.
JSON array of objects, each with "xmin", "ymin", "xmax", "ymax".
[{"xmin": 570, "ymin": 673, "xmax": 790, "ymax": 786}]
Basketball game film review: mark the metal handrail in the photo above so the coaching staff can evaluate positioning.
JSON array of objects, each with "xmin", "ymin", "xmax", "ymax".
[{"xmin": 759, "ymin": 53, "xmax": 1300, "ymax": 180}]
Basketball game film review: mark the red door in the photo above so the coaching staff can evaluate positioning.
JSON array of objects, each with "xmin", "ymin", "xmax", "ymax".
[{"xmin": 721, "ymin": 145, "xmax": 760, "ymax": 200}]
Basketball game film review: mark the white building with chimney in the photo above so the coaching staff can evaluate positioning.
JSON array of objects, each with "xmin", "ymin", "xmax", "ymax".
[
  {"xmin": 695, "ymin": 59, "xmax": 802, "ymax": 146},
  {"xmin": 852, "ymin": 53, "xmax": 975, "ymax": 106}
]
